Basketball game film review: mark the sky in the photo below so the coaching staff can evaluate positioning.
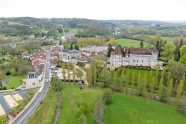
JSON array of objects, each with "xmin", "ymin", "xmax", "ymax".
[{"xmin": 0, "ymin": 0, "xmax": 186, "ymax": 21}]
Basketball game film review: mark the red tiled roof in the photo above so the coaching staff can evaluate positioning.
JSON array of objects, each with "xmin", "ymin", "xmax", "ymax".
[{"xmin": 129, "ymin": 48, "xmax": 152, "ymax": 55}]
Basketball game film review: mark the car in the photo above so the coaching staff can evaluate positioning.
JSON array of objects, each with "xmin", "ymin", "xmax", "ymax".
[
  {"xmin": 15, "ymin": 88, "xmax": 21, "ymax": 91},
  {"xmin": 46, "ymin": 81, "xmax": 48, "ymax": 83}
]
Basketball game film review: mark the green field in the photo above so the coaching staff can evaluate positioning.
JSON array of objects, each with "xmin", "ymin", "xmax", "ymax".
[
  {"xmin": 68, "ymin": 28, "xmax": 82, "ymax": 34},
  {"xmin": 113, "ymin": 38, "xmax": 153, "ymax": 48},
  {"xmin": 6, "ymin": 75, "xmax": 25, "ymax": 89},
  {"xmin": 26, "ymin": 83, "xmax": 58, "ymax": 124},
  {"xmin": 105, "ymin": 93, "xmax": 186, "ymax": 124},
  {"xmin": 58, "ymin": 84, "xmax": 104, "ymax": 124}
]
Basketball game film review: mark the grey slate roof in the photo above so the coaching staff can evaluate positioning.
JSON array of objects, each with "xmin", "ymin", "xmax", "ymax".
[{"xmin": 27, "ymin": 71, "xmax": 41, "ymax": 79}]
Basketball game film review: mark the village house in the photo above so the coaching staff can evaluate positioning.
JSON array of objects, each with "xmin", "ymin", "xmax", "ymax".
[{"xmin": 25, "ymin": 71, "xmax": 43, "ymax": 88}]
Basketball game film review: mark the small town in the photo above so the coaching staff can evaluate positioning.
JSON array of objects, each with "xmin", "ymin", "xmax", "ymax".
[{"xmin": 0, "ymin": 0, "xmax": 186, "ymax": 124}]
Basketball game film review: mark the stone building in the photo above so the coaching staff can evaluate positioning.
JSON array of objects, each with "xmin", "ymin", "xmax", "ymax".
[
  {"xmin": 58, "ymin": 45, "xmax": 81, "ymax": 63},
  {"xmin": 109, "ymin": 47, "xmax": 158, "ymax": 71}
]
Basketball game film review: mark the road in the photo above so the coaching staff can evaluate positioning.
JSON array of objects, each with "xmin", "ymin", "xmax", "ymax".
[
  {"xmin": 12, "ymin": 52, "xmax": 51, "ymax": 124},
  {"xmin": 0, "ymin": 88, "xmax": 39, "ymax": 115}
]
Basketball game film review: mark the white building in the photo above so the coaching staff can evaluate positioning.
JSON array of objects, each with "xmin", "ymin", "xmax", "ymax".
[
  {"xmin": 109, "ymin": 47, "xmax": 158, "ymax": 71},
  {"xmin": 80, "ymin": 45, "xmax": 108, "ymax": 52},
  {"xmin": 58, "ymin": 45, "xmax": 81, "ymax": 63},
  {"xmin": 26, "ymin": 72, "xmax": 43, "ymax": 88}
]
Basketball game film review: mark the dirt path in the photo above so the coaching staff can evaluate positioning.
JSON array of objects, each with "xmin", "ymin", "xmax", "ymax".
[
  {"xmin": 53, "ymin": 90, "xmax": 62, "ymax": 124},
  {"xmin": 74, "ymin": 64, "xmax": 88, "ymax": 87}
]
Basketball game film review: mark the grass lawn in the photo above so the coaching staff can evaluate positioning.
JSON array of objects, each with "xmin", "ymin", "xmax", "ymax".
[
  {"xmin": 108, "ymin": 38, "xmax": 153, "ymax": 48},
  {"xmin": 26, "ymin": 83, "xmax": 58, "ymax": 124},
  {"xmin": 6, "ymin": 75, "xmax": 25, "ymax": 89},
  {"xmin": 58, "ymin": 84, "xmax": 104, "ymax": 124},
  {"xmin": 68, "ymin": 28, "xmax": 82, "ymax": 34},
  {"xmin": 105, "ymin": 93, "xmax": 186, "ymax": 124}
]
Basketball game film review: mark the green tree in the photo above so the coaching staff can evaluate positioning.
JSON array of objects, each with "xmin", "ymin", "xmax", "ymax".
[
  {"xmin": 100, "ymin": 67, "xmax": 112, "ymax": 88},
  {"xmin": 167, "ymin": 79, "xmax": 173, "ymax": 103},
  {"xmin": 137, "ymin": 73, "xmax": 141, "ymax": 96},
  {"xmin": 148, "ymin": 70, "xmax": 153, "ymax": 88},
  {"xmin": 176, "ymin": 80, "xmax": 184, "ymax": 107},
  {"xmin": 93, "ymin": 66, "xmax": 97, "ymax": 85},
  {"xmin": 10, "ymin": 68, "xmax": 16, "ymax": 75},
  {"xmin": 179, "ymin": 45, "xmax": 186, "ymax": 57},
  {"xmin": 179, "ymin": 54, "xmax": 186, "ymax": 66},
  {"xmin": 0, "ymin": 71, "xmax": 5, "ymax": 87},
  {"xmin": 150, "ymin": 76, "xmax": 155, "ymax": 100},
  {"xmin": 140, "ymin": 41, "xmax": 144, "ymax": 48},
  {"xmin": 108, "ymin": 37, "xmax": 116, "ymax": 45},
  {"xmin": 125, "ymin": 71, "xmax": 129, "ymax": 94},
  {"xmin": 102, "ymin": 88, "xmax": 112, "ymax": 104},
  {"xmin": 159, "ymin": 77, "xmax": 164, "ymax": 100},
  {"xmin": 162, "ymin": 41, "xmax": 176, "ymax": 60},
  {"xmin": 67, "ymin": 64, "xmax": 71, "ymax": 83},
  {"xmin": 78, "ymin": 113, "xmax": 87, "ymax": 124},
  {"xmin": 93, "ymin": 96, "xmax": 105, "ymax": 124},
  {"xmin": 88, "ymin": 68, "xmax": 93, "ymax": 87},
  {"xmin": 166, "ymin": 72, "xmax": 171, "ymax": 86},
  {"xmin": 131, "ymin": 72, "xmax": 135, "ymax": 96},
  {"xmin": 143, "ymin": 73, "xmax": 147, "ymax": 98}
]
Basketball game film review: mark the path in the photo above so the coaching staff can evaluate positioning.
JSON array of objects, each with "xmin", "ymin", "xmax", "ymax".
[{"xmin": 74, "ymin": 64, "xmax": 88, "ymax": 87}]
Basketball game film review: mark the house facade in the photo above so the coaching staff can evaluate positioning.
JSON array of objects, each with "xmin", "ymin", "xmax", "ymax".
[
  {"xmin": 109, "ymin": 47, "xmax": 158, "ymax": 71},
  {"xmin": 26, "ymin": 72, "xmax": 43, "ymax": 88},
  {"xmin": 58, "ymin": 45, "xmax": 81, "ymax": 63}
]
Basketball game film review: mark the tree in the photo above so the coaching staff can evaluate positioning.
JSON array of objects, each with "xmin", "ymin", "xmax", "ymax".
[
  {"xmin": 179, "ymin": 45, "xmax": 186, "ymax": 57},
  {"xmin": 125, "ymin": 71, "xmax": 129, "ymax": 94},
  {"xmin": 93, "ymin": 66, "xmax": 97, "ymax": 85},
  {"xmin": 131, "ymin": 72, "xmax": 135, "ymax": 96},
  {"xmin": 112, "ymin": 72, "xmax": 117, "ymax": 90},
  {"xmin": 143, "ymin": 73, "xmax": 147, "ymax": 98},
  {"xmin": 158, "ymin": 77, "xmax": 164, "ymax": 100},
  {"xmin": 166, "ymin": 72, "xmax": 171, "ymax": 86},
  {"xmin": 88, "ymin": 68, "xmax": 93, "ymax": 87},
  {"xmin": 176, "ymin": 80, "xmax": 184, "ymax": 107},
  {"xmin": 165, "ymin": 61, "xmax": 186, "ymax": 85},
  {"xmin": 73, "ymin": 68, "xmax": 76, "ymax": 85},
  {"xmin": 179, "ymin": 54, "xmax": 186, "ymax": 66},
  {"xmin": 155, "ymin": 66, "xmax": 159, "ymax": 88},
  {"xmin": 167, "ymin": 79, "xmax": 173, "ymax": 103},
  {"xmin": 78, "ymin": 114, "xmax": 87, "ymax": 124},
  {"xmin": 150, "ymin": 76, "xmax": 155, "ymax": 100},
  {"xmin": 10, "ymin": 68, "xmax": 16, "ymax": 75},
  {"xmin": 100, "ymin": 67, "xmax": 112, "ymax": 88},
  {"xmin": 137, "ymin": 73, "xmax": 141, "ymax": 96},
  {"xmin": 107, "ymin": 44, "xmax": 113, "ymax": 57},
  {"xmin": 108, "ymin": 37, "xmax": 116, "ymax": 45},
  {"xmin": 0, "ymin": 71, "xmax": 5, "ymax": 87},
  {"xmin": 102, "ymin": 88, "xmax": 112, "ymax": 104},
  {"xmin": 93, "ymin": 96, "xmax": 105, "ymax": 124},
  {"xmin": 161, "ymin": 41, "xmax": 176, "ymax": 60},
  {"xmin": 148, "ymin": 70, "xmax": 153, "ymax": 88},
  {"xmin": 154, "ymin": 33, "xmax": 163, "ymax": 44},
  {"xmin": 67, "ymin": 64, "xmax": 71, "ymax": 83},
  {"xmin": 140, "ymin": 41, "xmax": 144, "ymax": 48}
]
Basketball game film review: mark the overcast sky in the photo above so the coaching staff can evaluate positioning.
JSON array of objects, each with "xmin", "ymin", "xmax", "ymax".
[{"xmin": 0, "ymin": 0, "xmax": 186, "ymax": 21}]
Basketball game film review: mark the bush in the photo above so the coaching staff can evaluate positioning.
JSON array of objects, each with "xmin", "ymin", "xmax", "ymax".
[
  {"xmin": 6, "ymin": 70, "xmax": 11, "ymax": 75},
  {"xmin": 2, "ymin": 86, "xmax": 6, "ymax": 90},
  {"xmin": 11, "ymin": 87, "xmax": 15, "ymax": 89},
  {"xmin": 0, "ymin": 87, "xmax": 2, "ymax": 90},
  {"xmin": 102, "ymin": 88, "xmax": 112, "ymax": 104}
]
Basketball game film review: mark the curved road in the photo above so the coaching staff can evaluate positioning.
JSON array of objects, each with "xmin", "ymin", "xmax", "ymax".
[{"xmin": 12, "ymin": 52, "xmax": 51, "ymax": 124}]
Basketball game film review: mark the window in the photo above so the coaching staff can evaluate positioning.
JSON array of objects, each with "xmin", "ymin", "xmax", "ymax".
[
  {"xmin": 133, "ymin": 59, "xmax": 135, "ymax": 62},
  {"xmin": 137, "ymin": 60, "xmax": 138, "ymax": 62},
  {"xmin": 142, "ymin": 60, "xmax": 143, "ymax": 63}
]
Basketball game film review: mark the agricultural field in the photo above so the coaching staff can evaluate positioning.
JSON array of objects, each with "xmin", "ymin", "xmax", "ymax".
[
  {"xmin": 114, "ymin": 38, "xmax": 153, "ymax": 48},
  {"xmin": 68, "ymin": 28, "xmax": 83, "ymax": 34},
  {"xmin": 105, "ymin": 93, "xmax": 186, "ymax": 124}
]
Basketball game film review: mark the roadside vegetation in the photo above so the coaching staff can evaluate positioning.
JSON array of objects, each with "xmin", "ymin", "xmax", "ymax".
[{"xmin": 26, "ymin": 83, "xmax": 58, "ymax": 124}]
